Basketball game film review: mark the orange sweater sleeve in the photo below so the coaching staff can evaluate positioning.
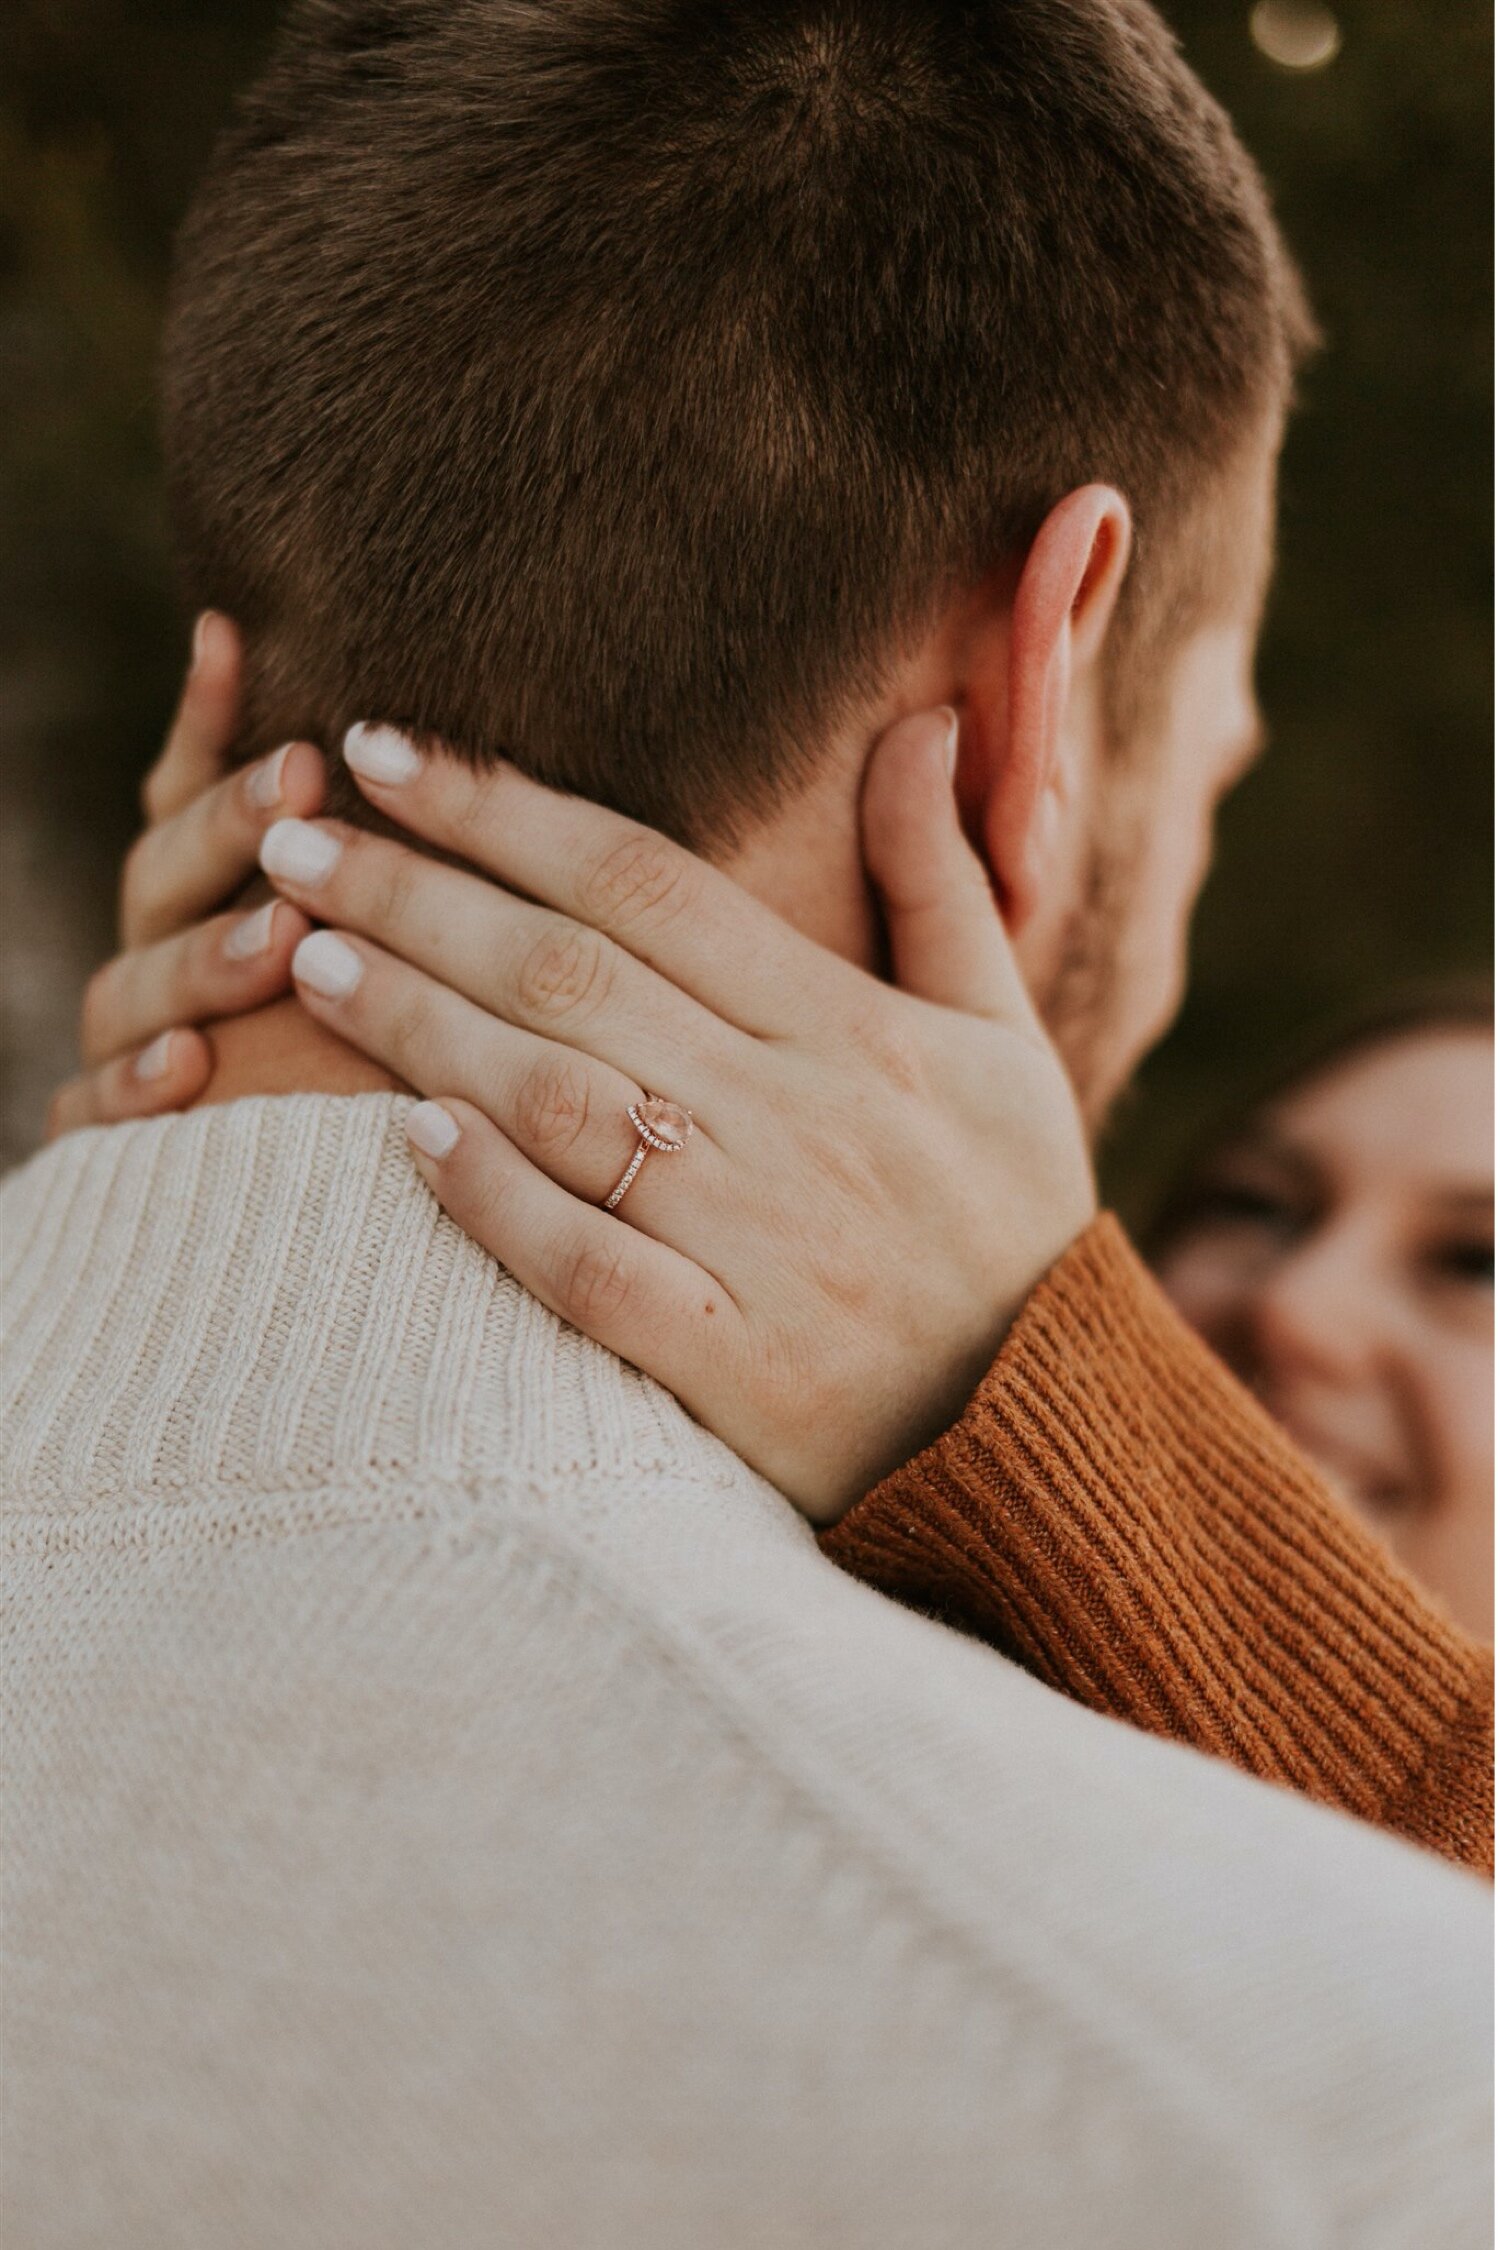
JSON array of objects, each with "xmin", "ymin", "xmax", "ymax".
[{"xmin": 821, "ymin": 1213, "xmax": 1494, "ymax": 1877}]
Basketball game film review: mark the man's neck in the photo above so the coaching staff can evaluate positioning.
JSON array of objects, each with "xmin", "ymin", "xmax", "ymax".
[
  {"xmin": 194, "ymin": 997, "xmax": 404, "ymax": 1109},
  {"xmin": 194, "ymin": 740, "xmax": 882, "ymax": 1110}
]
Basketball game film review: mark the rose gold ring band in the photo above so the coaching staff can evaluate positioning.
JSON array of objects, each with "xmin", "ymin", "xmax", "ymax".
[{"xmin": 602, "ymin": 1097, "xmax": 693, "ymax": 1213}]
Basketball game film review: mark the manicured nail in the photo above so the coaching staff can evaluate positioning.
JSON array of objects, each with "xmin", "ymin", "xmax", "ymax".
[
  {"xmin": 292, "ymin": 930, "xmax": 363, "ymax": 999},
  {"xmin": 261, "ymin": 818, "xmax": 342, "ymax": 887},
  {"xmin": 133, "ymin": 1031, "xmax": 175, "ymax": 1081},
  {"xmin": 343, "ymin": 722, "xmax": 423, "ymax": 786},
  {"xmin": 223, "ymin": 902, "xmax": 277, "ymax": 961},
  {"xmin": 244, "ymin": 743, "xmax": 292, "ymax": 811},
  {"xmin": 406, "ymin": 1100, "xmax": 461, "ymax": 1160}
]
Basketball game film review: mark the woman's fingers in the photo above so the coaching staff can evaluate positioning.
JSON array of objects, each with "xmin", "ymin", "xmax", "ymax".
[
  {"xmin": 260, "ymin": 816, "xmax": 736, "ymax": 1098},
  {"xmin": 859, "ymin": 709, "xmax": 1035, "ymax": 1024},
  {"xmin": 140, "ymin": 613, "xmax": 243, "ymax": 824},
  {"xmin": 288, "ymin": 928, "xmax": 727, "ymax": 1227},
  {"xmin": 339, "ymin": 724, "xmax": 856, "ymax": 1037},
  {"xmin": 403, "ymin": 1097, "xmax": 739, "ymax": 1387},
  {"xmin": 47, "ymin": 1030, "xmax": 214, "ymax": 1141},
  {"xmin": 121, "ymin": 738, "xmax": 326, "ymax": 948},
  {"xmin": 80, "ymin": 900, "xmax": 310, "ymax": 1068}
]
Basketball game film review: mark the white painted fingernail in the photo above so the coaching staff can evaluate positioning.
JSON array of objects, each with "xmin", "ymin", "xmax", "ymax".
[
  {"xmin": 244, "ymin": 743, "xmax": 292, "ymax": 811},
  {"xmin": 261, "ymin": 818, "xmax": 342, "ymax": 887},
  {"xmin": 343, "ymin": 722, "xmax": 423, "ymax": 786},
  {"xmin": 406, "ymin": 1101, "xmax": 460, "ymax": 1160},
  {"xmin": 223, "ymin": 902, "xmax": 277, "ymax": 961},
  {"xmin": 292, "ymin": 930, "xmax": 363, "ymax": 999},
  {"xmin": 133, "ymin": 1031, "xmax": 175, "ymax": 1081}
]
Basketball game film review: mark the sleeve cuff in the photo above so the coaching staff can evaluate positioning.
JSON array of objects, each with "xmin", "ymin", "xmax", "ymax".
[{"xmin": 821, "ymin": 1214, "xmax": 1493, "ymax": 1873}]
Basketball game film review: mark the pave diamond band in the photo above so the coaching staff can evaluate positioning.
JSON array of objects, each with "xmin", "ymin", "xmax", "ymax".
[{"xmin": 602, "ymin": 1096, "xmax": 693, "ymax": 1212}]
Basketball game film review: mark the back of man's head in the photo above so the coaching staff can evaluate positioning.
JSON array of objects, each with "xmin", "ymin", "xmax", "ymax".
[{"xmin": 166, "ymin": 0, "xmax": 1309, "ymax": 850}]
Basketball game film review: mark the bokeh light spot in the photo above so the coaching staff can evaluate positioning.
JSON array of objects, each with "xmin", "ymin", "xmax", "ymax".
[{"xmin": 1249, "ymin": 0, "xmax": 1342, "ymax": 70}]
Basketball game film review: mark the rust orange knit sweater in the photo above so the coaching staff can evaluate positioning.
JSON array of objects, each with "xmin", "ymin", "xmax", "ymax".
[{"xmin": 823, "ymin": 1214, "xmax": 1494, "ymax": 1878}]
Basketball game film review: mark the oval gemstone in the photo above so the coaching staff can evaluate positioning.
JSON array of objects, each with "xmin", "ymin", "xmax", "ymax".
[{"xmin": 638, "ymin": 1097, "xmax": 691, "ymax": 1148}]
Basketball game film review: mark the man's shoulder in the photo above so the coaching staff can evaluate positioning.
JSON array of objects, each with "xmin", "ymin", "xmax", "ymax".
[
  {"xmin": 3, "ymin": 1102, "xmax": 1490, "ymax": 2243},
  {"xmin": 0, "ymin": 1094, "xmax": 752, "ymax": 1521},
  {"xmin": 10, "ymin": 1433, "xmax": 1489, "ymax": 2246}
]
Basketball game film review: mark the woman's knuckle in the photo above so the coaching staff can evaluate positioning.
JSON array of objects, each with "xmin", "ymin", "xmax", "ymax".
[
  {"xmin": 559, "ymin": 1236, "xmax": 634, "ymax": 1329},
  {"xmin": 847, "ymin": 1004, "xmax": 927, "ymax": 1099},
  {"xmin": 581, "ymin": 831, "xmax": 694, "ymax": 932},
  {"xmin": 382, "ymin": 991, "xmax": 431, "ymax": 1061},
  {"xmin": 514, "ymin": 1053, "xmax": 593, "ymax": 1158},
  {"xmin": 814, "ymin": 1241, "xmax": 875, "ymax": 1318},
  {"xmin": 516, "ymin": 921, "xmax": 612, "ymax": 1025}
]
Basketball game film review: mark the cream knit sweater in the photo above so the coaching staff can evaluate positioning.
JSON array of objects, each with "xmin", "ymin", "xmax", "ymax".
[{"xmin": 2, "ymin": 1094, "xmax": 1490, "ymax": 2250}]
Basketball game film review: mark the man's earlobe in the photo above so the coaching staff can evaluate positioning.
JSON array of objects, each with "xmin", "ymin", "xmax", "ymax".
[{"xmin": 1019, "ymin": 781, "xmax": 1064, "ymax": 925}]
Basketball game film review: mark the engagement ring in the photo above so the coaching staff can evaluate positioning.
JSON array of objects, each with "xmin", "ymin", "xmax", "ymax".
[{"xmin": 602, "ymin": 1096, "xmax": 693, "ymax": 1212}]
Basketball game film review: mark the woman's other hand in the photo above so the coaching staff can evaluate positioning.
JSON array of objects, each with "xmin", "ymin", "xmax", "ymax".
[
  {"xmin": 257, "ymin": 712, "xmax": 1095, "ymax": 1521},
  {"xmin": 47, "ymin": 616, "xmax": 322, "ymax": 1137}
]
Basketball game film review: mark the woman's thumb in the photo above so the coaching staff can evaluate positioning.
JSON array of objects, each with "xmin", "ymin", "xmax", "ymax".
[{"xmin": 859, "ymin": 708, "xmax": 1032, "ymax": 1019}]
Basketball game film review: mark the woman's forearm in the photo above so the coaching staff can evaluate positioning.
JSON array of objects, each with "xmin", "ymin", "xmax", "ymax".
[{"xmin": 822, "ymin": 1214, "xmax": 1494, "ymax": 1877}]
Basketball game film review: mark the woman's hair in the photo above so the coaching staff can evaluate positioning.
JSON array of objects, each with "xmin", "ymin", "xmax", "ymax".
[{"xmin": 1145, "ymin": 977, "xmax": 1494, "ymax": 1259}]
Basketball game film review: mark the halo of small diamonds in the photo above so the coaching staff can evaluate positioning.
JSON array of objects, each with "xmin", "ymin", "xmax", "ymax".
[{"xmin": 601, "ymin": 1094, "xmax": 694, "ymax": 1212}]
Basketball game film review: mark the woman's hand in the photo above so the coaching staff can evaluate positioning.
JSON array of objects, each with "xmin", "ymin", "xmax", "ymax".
[
  {"xmin": 53, "ymin": 630, "xmax": 1095, "ymax": 1521},
  {"xmin": 46, "ymin": 615, "xmax": 322, "ymax": 1137},
  {"xmin": 250, "ymin": 714, "xmax": 1095, "ymax": 1521}
]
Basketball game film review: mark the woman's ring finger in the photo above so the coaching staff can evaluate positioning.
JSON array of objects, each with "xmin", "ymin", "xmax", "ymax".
[
  {"xmin": 601, "ymin": 1097, "xmax": 695, "ymax": 1213},
  {"xmin": 289, "ymin": 931, "xmax": 712, "ymax": 1224}
]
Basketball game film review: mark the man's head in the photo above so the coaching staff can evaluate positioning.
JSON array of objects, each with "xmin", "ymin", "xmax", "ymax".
[{"xmin": 165, "ymin": 0, "xmax": 1310, "ymax": 1115}]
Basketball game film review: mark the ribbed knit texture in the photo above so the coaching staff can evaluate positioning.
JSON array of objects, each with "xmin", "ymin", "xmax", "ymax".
[
  {"xmin": 2, "ymin": 1100, "xmax": 1492, "ymax": 2249},
  {"xmin": 824, "ymin": 1215, "xmax": 1495, "ymax": 1876}
]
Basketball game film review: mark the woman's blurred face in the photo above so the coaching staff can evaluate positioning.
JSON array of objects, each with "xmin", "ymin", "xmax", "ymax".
[{"xmin": 1156, "ymin": 1027, "xmax": 1494, "ymax": 1638}]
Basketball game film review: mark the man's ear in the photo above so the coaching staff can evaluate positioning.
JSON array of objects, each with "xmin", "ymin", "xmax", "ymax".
[{"xmin": 961, "ymin": 485, "xmax": 1132, "ymax": 929}]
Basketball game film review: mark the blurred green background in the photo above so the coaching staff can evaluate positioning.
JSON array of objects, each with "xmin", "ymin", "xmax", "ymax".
[{"xmin": 1, "ymin": 0, "xmax": 1491, "ymax": 1197}]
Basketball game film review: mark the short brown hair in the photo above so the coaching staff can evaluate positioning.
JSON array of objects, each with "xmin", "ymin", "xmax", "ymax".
[{"xmin": 165, "ymin": 0, "xmax": 1310, "ymax": 848}]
